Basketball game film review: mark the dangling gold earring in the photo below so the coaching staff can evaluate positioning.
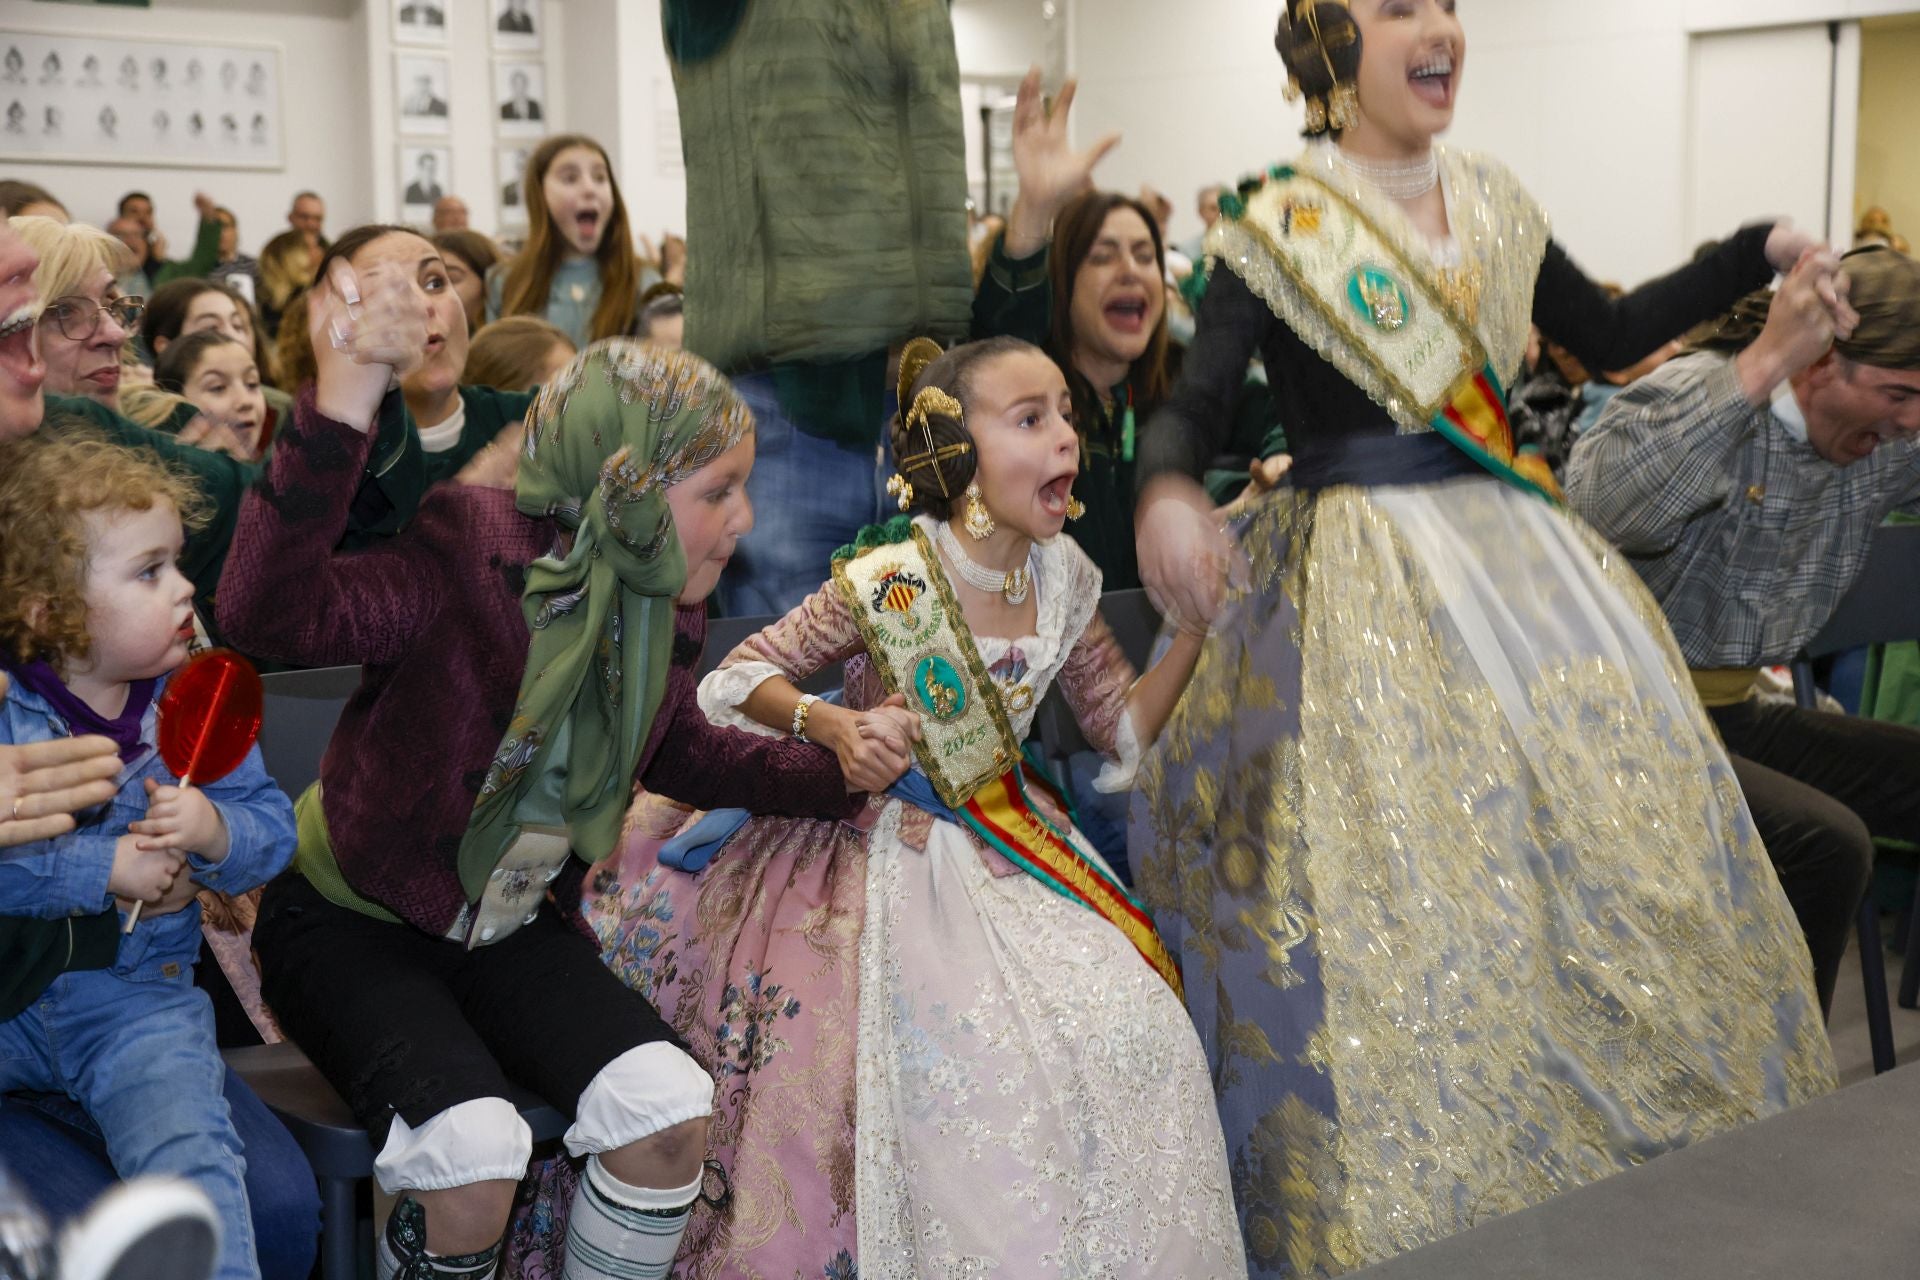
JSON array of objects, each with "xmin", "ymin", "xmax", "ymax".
[
  {"xmin": 886, "ymin": 473, "xmax": 914, "ymax": 511},
  {"xmin": 1303, "ymin": 94, "xmax": 1329, "ymax": 134},
  {"xmin": 1328, "ymin": 81, "xmax": 1359, "ymax": 132},
  {"xmin": 1065, "ymin": 494, "xmax": 1085, "ymax": 522},
  {"xmin": 963, "ymin": 482, "xmax": 994, "ymax": 540}
]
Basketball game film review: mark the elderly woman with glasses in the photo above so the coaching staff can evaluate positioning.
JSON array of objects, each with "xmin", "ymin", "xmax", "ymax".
[{"xmin": 6, "ymin": 216, "xmax": 464, "ymax": 605}]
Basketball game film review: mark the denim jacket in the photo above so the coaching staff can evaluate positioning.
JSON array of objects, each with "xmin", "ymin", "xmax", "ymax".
[{"xmin": 0, "ymin": 673, "xmax": 295, "ymax": 982}]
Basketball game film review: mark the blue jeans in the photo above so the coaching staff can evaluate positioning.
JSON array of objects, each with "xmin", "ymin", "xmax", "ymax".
[
  {"xmin": 0, "ymin": 1067, "xmax": 318, "ymax": 1280},
  {"xmin": 0, "ymin": 970, "xmax": 265, "ymax": 1280},
  {"xmin": 717, "ymin": 370, "xmax": 891, "ymax": 619}
]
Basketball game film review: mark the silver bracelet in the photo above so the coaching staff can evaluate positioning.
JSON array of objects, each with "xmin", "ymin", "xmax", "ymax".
[{"xmin": 791, "ymin": 694, "xmax": 820, "ymax": 742}]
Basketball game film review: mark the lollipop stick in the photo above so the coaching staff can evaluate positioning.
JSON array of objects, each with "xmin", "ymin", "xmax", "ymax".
[{"xmin": 125, "ymin": 665, "xmax": 227, "ymax": 933}]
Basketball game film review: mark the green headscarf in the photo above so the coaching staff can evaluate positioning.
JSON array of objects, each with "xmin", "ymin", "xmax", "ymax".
[{"xmin": 458, "ymin": 340, "xmax": 753, "ymax": 901}]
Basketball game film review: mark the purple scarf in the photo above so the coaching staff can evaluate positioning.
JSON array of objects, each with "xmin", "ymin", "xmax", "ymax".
[{"xmin": 3, "ymin": 658, "xmax": 156, "ymax": 766}]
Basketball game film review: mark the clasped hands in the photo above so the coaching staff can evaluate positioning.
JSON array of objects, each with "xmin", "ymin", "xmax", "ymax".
[
  {"xmin": 807, "ymin": 694, "xmax": 924, "ymax": 795},
  {"xmin": 110, "ymin": 777, "xmax": 228, "ymax": 919}
]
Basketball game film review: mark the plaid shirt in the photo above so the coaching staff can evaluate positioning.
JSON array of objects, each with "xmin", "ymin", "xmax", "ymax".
[{"xmin": 1566, "ymin": 351, "xmax": 1920, "ymax": 666}]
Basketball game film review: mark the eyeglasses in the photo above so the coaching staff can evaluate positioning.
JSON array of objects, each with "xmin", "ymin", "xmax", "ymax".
[{"xmin": 39, "ymin": 294, "xmax": 145, "ymax": 342}]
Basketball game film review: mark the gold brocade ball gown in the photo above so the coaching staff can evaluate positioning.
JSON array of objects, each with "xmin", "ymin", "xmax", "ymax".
[{"xmin": 1131, "ymin": 143, "xmax": 1836, "ymax": 1278}]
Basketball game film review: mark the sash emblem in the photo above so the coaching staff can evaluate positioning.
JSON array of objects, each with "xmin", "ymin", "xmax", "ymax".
[{"xmin": 1349, "ymin": 264, "xmax": 1411, "ymax": 332}]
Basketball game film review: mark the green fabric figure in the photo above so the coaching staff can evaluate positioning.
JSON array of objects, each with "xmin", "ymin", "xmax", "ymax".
[{"xmin": 460, "ymin": 342, "xmax": 754, "ymax": 894}]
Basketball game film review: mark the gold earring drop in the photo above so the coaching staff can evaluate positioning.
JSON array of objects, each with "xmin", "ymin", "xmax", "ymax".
[
  {"xmin": 1328, "ymin": 82, "xmax": 1359, "ymax": 132},
  {"xmin": 1065, "ymin": 494, "xmax": 1085, "ymax": 521},
  {"xmin": 886, "ymin": 473, "xmax": 914, "ymax": 511},
  {"xmin": 963, "ymin": 482, "xmax": 995, "ymax": 540},
  {"xmin": 1304, "ymin": 94, "xmax": 1329, "ymax": 133}
]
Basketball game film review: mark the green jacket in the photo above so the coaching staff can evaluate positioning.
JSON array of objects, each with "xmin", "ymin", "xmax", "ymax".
[
  {"xmin": 969, "ymin": 235, "xmax": 1287, "ymax": 588},
  {"xmin": 148, "ymin": 217, "xmax": 223, "ymax": 290},
  {"xmin": 668, "ymin": 0, "xmax": 971, "ymax": 447}
]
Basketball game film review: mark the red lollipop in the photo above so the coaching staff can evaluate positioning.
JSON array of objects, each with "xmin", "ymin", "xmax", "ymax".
[{"xmin": 124, "ymin": 649, "xmax": 263, "ymax": 932}]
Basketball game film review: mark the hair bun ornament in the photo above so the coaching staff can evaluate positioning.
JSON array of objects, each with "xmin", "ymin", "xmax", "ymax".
[{"xmin": 897, "ymin": 336, "xmax": 944, "ymax": 411}]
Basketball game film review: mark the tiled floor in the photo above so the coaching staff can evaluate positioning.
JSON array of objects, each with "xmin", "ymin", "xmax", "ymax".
[{"xmin": 1827, "ymin": 931, "xmax": 1920, "ymax": 1085}]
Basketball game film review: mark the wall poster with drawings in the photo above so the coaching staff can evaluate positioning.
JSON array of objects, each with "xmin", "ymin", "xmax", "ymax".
[{"xmin": 0, "ymin": 29, "xmax": 285, "ymax": 170}]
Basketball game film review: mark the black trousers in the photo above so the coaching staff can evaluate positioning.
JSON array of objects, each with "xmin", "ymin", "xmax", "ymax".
[{"xmin": 1710, "ymin": 697, "xmax": 1920, "ymax": 1015}]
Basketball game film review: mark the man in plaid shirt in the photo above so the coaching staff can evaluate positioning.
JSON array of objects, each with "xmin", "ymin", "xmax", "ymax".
[{"xmin": 1568, "ymin": 245, "xmax": 1920, "ymax": 1012}]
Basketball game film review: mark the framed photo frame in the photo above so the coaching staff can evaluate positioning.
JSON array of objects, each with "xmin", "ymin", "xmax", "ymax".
[
  {"xmin": 496, "ymin": 142, "xmax": 531, "ymax": 228},
  {"xmin": 392, "ymin": 0, "xmax": 448, "ymax": 48},
  {"xmin": 491, "ymin": 58, "xmax": 545, "ymax": 138},
  {"xmin": 399, "ymin": 142, "xmax": 450, "ymax": 220},
  {"xmin": 0, "ymin": 28, "xmax": 284, "ymax": 169},
  {"xmin": 490, "ymin": 0, "xmax": 541, "ymax": 53},
  {"xmin": 393, "ymin": 50, "xmax": 450, "ymax": 137}
]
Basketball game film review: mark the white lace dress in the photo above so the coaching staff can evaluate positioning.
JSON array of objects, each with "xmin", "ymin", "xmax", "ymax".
[{"xmin": 697, "ymin": 519, "xmax": 1246, "ymax": 1279}]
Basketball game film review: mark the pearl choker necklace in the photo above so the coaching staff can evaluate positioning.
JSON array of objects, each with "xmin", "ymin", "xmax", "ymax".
[
  {"xmin": 935, "ymin": 518, "xmax": 1034, "ymax": 605},
  {"xmin": 1330, "ymin": 145, "xmax": 1439, "ymax": 202}
]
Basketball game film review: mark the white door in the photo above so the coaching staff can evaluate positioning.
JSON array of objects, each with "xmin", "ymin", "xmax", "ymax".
[{"xmin": 1686, "ymin": 23, "xmax": 1855, "ymax": 249}]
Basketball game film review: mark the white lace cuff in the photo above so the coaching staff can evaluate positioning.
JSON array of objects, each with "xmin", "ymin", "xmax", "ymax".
[
  {"xmin": 696, "ymin": 661, "xmax": 786, "ymax": 738},
  {"xmin": 1091, "ymin": 709, "xmax": 1143, "ymax": 794}
]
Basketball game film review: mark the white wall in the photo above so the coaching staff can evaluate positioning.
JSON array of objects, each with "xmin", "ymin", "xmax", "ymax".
[
  {"xmin": 1066, "ymin": 0, "xmax": 1920, "ymax": 286},
  {"xmin": 3, "ymin": 0, "xmax": 369, "ymax": 258}
]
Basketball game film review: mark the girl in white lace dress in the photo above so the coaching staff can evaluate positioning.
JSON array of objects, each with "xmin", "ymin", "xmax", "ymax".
[{"xmin": 581, "ymin": 337, "xmax": 1244, "ymax": 1279}]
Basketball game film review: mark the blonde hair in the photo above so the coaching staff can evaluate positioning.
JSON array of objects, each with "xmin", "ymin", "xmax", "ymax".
[
  {"xmin": 118, "ymin": 383, "xmax": 194, "ymax": 430},
  {"xmin": 464, "ymin": 315, "xmax": 574, "ymax": 392},
  {"xmin": 0, "ymin": 427, "xmax": 209, "ymax": 665},
  {"xmin": 8, "ymin": 215, "xmax": 133, "ymax": 308}
]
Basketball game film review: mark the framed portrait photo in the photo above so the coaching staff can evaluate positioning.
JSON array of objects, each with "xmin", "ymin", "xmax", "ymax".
[
  {"xmin": 490, "ymin": 0, "xmax": 541, "ymax": 53},
  {"xmin": 496, "ymin": 142, "xmax": 531, "ymax": 228},
  {"xmin": 398, "ymin": 142, "xmax": 451, "ymax": 220},
  {"xmin": 492, "ymin": 59, "xmax": 545, "ymax": 138},
  {"xmin": 393, "ymin": 51, "xmax": 450, "ymax": 137},
  {"xmin": 392, "ymin": 0, "xmax": 448, "ymax": 48}
]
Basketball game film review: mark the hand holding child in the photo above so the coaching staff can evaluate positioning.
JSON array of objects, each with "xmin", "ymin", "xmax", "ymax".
[{"xmin": 128, "ymin": 777, "xmax": 229, "ymax": 863}]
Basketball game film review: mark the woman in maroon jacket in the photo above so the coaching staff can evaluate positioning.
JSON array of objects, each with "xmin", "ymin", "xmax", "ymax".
[{"xmin": 217, "ymin": 224, "xmax": 917, "ymax": 1280}]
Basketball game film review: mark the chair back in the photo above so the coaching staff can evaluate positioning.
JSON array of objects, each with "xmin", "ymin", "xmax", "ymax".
[
  {"xmin": 699, "ymin": 611, "xmax": 844, "ymax": 695},
  {"xmin": 1791, "ymin": 523, "xmax": 1920, "ymax": 708},
  {"xmin": 258, "ymin": 666, "xmax": 360, "ymax": 799}
]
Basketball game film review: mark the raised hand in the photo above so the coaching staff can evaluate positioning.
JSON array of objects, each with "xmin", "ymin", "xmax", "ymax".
[
  {"xmin": 193, "ymin": 190, "xmax": 217, "ymax": 222},
  {"xmin": 308, "ymin": 255, "xmax": 430, "ymax": 429},
  {"xmin": 1738, "ymin": 247, "xmax": 1853, "ymax": 404},
  {"xmin": 0, "ymin": 674, "xmax": 120, "ymax": 848},
  {"xmin": 129, "ymin": 776, "xmax": 230, "ymax": 862},
  {"xmin": 1003, "ymin": 67, "xmax": 1122, "ymax": 259}
]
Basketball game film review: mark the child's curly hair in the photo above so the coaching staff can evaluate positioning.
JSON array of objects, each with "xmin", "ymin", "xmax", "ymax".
[{"xmin": 0, "ymin": 426, "xmax": 210, "ymax": 666}]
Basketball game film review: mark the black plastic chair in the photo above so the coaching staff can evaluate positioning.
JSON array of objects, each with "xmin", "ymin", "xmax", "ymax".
[
  {"xmin": 1787, "ymin": 521, "xmax": 1920, "ymax": 1075},
  {"xmin": 698, "ymin": 612, "xmax": 843, "ymax": 695},
  {"xmin": 233, "ymin": 667, "xmax": 568, "ymax": 1280},
  {"xmin": 223, "ymin": 1043, "xmax": 567, "ymax": 1280}
]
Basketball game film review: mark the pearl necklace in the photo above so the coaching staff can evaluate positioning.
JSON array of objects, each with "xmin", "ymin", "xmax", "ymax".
[
  {"xmin": 1330, "ymin": 145, "xmax": 1439, "ymax": 202},
  {"xmin": 935, "ymin": 518, "xmax": 1033, "ymax": 605}
]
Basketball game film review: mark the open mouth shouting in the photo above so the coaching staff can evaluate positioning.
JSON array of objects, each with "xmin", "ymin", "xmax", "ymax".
[
  {"xmin": 570, "ymin": 207, "xmax": 604, "ymax": 250},
  {"xmin": 1409, "ymin": 49, "xmax": 1456, "ymax": 110},
  {"xmin": 0, "ymin": 305, "xmax": 45, "ymax": 402},
  {"xmin": 1038, "ymin": 468, "xmax": 1079, "ymax": 521},
  {"xmin": 1102, "ymin": 293, "xmax": 1151, "ymax": 337}
]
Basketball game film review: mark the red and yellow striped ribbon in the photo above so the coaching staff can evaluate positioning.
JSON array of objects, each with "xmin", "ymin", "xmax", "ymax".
[{"xmin": 961, "ymin": 767, "xmax": 1184, "ymax": 997}]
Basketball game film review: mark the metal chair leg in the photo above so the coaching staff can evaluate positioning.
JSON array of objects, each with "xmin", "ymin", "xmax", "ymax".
[
  {"xmin": 1899, "ymin": 871, "xmax": 1920, "ymax": 1010},
  {"xmin": 319, "ymin": 1175, "xmax": 359, "ymax": 1280},
  {"xmin": 1857, "ymin": 900, "xmax": 1897, "ymax": 1074}
]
